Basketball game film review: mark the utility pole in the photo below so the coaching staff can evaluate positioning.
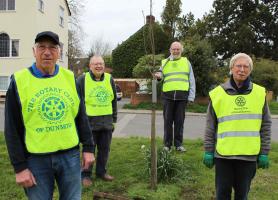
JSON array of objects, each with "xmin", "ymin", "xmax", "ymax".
[{"xmin": 149, "ymin": 0, "xmax": 157, "ymax": 190}]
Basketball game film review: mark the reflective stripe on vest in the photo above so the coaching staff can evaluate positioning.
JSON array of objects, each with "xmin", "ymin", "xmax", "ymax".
[
  {"xmin": 209, "ymin": 83, "xmax": 265, "ymax": 156},
  {"xmin": 162, "ymin": 57, "xmax": 190, "ymax": 92},
  {"xmin": 14, "ymin": 68, "xmax": 80, "ymax": 154},
  {"xmin": 85, "ymin": 72, "xmax": 114, "ymax": 116}
]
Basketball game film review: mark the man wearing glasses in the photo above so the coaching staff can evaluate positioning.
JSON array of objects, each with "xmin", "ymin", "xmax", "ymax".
[{"xmin": 4, "ymin": 31, "xmax": 95, "ymax": 199}]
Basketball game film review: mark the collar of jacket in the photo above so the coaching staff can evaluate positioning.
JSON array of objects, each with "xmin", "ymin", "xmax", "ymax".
[
  {"xmin": 89, "ymin": 70, "xmax": 104, "ymax": 81},
  {"xmin": 221, "ymin": 76, "xmax": 252, "ymax": 95}
]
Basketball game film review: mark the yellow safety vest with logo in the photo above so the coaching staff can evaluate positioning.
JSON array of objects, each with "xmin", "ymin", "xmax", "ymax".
[
  {"xmin": 209, "ymin": 83, "xmax": 265, "ymax": 156},
  {"xmin": 85, "ymin": 72, "xmax": 114, "ymax": 116},
  {"xmin": 14, "ymin": 67, "xmax": 80, "ymax": 154},
  {"xmin": 162, "ymin": 57, "xmax": 190, "ymax": 92}
]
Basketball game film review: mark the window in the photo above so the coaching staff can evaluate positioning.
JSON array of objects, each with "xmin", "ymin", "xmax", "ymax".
[
  {"xmin": 0, "ymin": 0, "xmax": 15, "ymax": 11},
  {"xmin": 0, "ymin": 33, "xmax": 19, "ymax": 57},
  {"xmin": 59, "ymin": 42, "xmax": 64, "ymax": 61},
  {"xmin": 0, "ymin": 76, "xmax": 10, "ymax": 91},
  {"xmin": 11, "ymin": 39, "xmax": 19, "ymax": 57},
  {"xmin": 59, "ymin": 6, "xmax": 64, "ymax": 27},
  {"xmin": 37, "ymin": 0, "xmax": 43, "ymax": 12},
  {"xmin": 0, "ymin": 33, "xmax": 9, "ymax": 57}
]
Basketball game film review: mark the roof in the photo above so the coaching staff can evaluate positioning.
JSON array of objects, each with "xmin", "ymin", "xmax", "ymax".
[{"xmin": 64, "ymin": 0, "xmax": 71, "ymax": 16}]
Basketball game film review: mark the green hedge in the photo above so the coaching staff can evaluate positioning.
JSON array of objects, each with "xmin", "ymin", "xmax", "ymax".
[{"xmin": 112, "ymin": 23, "xmax": 171, "ymax": 78}]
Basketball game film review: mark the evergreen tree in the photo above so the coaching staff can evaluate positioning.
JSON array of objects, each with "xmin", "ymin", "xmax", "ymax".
[
  {"xmin": 161, "ymin": 0, "xmax": 182, "ymax": 39},
  {"xmin": 205, "ymin": 0, "xmax": 278, "ymax": 60}
]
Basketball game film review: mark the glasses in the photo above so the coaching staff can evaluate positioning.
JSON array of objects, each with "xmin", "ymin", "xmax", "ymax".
[
  {"xmin": 36, "ymin": 44, "xmax": 59, "ymax": 52},
  {"xmin": 234, "ymin": 64, "xmax": 249, "ymax": 70},
  {"xmin": 92, "ymin": 62, "xmax": 104, "ymax": 66}
]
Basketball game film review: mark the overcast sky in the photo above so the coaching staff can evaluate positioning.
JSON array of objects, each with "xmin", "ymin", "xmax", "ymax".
[{"xmin": 81, "ymin": 0, "xmax": 214, "ymax": 53}]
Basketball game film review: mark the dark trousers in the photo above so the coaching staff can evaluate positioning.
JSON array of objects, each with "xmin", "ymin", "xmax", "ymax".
[
  {"xmin": 215, "ymin": 158, "xmax": 257, "ymax": 200},
  {"xmin": 82, "ymin": 129, "xmax": 112, "ymax": 178},
  {"xmin": 163, "ymin": 99, "xmax": 187, "ymax": 148}
]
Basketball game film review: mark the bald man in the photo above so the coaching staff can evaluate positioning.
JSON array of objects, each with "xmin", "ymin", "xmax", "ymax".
[
  {"xmin": 155, "ymin": 41, "xmax": 196, "ymax": 152},
  {"xmin": 77, "ymin": 55, "xmax": 117, "ymax": 185}
]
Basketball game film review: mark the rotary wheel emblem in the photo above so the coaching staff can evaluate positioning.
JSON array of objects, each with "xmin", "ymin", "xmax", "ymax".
[
  {"xmin": 172, "ymin": 62, "xmax": 178, "ymax": 68},
  {"xmin": 41, "ymin": 96, "xmax": 66, "ymax": 121},
  {"xmin": 235, "ymin": 96, "xmax": 246, "ymax": 107},
  {"xmin": 96, "ymin": 90, "xmax": 108, "ymax": 103}
]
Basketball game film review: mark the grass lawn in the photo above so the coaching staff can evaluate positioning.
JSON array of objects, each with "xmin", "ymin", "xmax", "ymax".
[
  {"xmin": 0, "ymin": 134, "xmax": 278, "ymax": 200},
  {"xmin": 123, "ymin": 101, "xmax": 278, "ymax": 115}
]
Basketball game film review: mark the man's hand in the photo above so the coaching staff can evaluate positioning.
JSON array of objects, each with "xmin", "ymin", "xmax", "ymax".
[
  {"xmin": 112, "ymin": 123, "xmax": 116, "ymax": 132},
  {"xmin": 203, "ymin": 152, "xmax": 214, "ymax": 169},
  {"xmin": 16, "ymin": 169, "xmax": 37, "ymax": 188},
  {"xmin": 82, "ymin": 152, "xmax": 95, "ymax": 170},
  {"xmin": 154, "ymin": 72, "xmax": 162, "ymax": 79}
]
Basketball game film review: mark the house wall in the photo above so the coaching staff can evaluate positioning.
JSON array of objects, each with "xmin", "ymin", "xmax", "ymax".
[{"xmin": 0, "ymin": 0, "xmax": 70, "ymax": 77}]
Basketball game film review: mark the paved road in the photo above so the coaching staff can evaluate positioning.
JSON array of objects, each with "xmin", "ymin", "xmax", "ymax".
[
  {"xmin": 114, "ymin": 111, "xmax": 206, "ymax": 140},
  {"xmin": 114, "ymin": 110, "xmax": 278, "ymax": 141},
  {"xmin": 1, "ymin": 100, "xmax": 278, "ymax": 141}
]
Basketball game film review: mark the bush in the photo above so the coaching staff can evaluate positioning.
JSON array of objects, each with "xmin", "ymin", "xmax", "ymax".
[
  {"xmin": 252, "ymin": 58, "xmax": 278, "ymax": 96},
  {"xmin": 182, "ymin": 35, "xmax": 218, "ymax": 96},
  {"xmin": 142, "ymin": 146, "xmax": 185, "ymax": 183},
  {"xmin": 132, "ymin": 54, "xmax": 164, "ymax": 79}
]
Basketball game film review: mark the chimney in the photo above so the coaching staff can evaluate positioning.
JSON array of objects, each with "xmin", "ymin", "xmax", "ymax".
[{"xmin": 146, "ymin": 15, "xmax": 155, "ymax": 24}]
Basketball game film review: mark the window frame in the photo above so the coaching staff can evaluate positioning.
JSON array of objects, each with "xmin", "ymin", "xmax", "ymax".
[
  {"xmin": 0, "ymin": 33, "xmax": 19, "ymax": 58},
  {"xmin": 59, "ymin": 6, "xmax": 64, "ymax": 27},
  {"xmin": 11, "ymin": 39, "xmax": 19, "ymax": 57},
  {"xmin": 59, "ymin": 42, "xmax": 64, "ymax": 61},
  {"xmin": 0, "ymin": 0, "xmax": 15, "ymax": 11},
  {"xmin": 37, "ymin": 0, "xmax": 44, "ymax": 12}
]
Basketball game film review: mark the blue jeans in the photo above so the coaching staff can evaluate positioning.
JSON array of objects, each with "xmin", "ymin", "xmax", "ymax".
[{"xmin": 24, "ymin": 148, "xmax": 81, "ymax": 200}]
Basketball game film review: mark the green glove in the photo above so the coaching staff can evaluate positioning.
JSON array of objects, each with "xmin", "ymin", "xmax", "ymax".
[
  {"xmin": 258, "ymin": 154, "xmax": 269, "ymax": 169},
  {"xmin": 203, "ymin": 152, "xmax": 214, "ymax": 169}
]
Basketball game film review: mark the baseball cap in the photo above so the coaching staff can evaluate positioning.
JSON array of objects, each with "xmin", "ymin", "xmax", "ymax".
[{"xmin": 35, "ymin": 31, "xmax": 60, "ymax": 45}]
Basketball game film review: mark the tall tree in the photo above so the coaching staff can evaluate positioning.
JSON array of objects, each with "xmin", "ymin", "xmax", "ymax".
[
  {"xmin": 161, "ymin": 0, "xmax": 182, "ymax": 39},
  {"xmin": 205, "ymin": 0, "xmax": 278, "ymax": 60},
  {"xmin": 176, "ymin": 12, "xmax": 195, "ymax": 40},
  {"xmin": 88, "ymin": 37, "xmax": 112, "ymax": 56},
  {"xmin": 67, "ymin": 0, "xmax": 86, "ymax": 71}
]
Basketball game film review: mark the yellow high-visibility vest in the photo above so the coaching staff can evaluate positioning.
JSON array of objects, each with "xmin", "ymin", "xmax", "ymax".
[
  {"xmin": 14, "ymin": 68, "xmax": 80, "ymax": 153},
  {"xmin": 84, "ymin": 72, "xmax": 114, "ymax": 116},
  {"xmin": 162, "ymin": 57, "xmax": 190, "ymax": 92},
  {"xmin": 209, "ymin": 83, "xmax": 265, "ymax": 156}
]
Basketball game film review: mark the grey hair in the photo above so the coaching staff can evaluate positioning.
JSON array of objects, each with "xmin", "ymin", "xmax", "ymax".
[
  {"xmin": 170, "ymin": 41, "xmax": 184, "ymax": 52},
  {"xmin": 229, "ymin": 53, "xmax": 253, "ymax": 75},
  {"xmin": 89, "ymin": 55, "xmax": 104, "ymax": 64}
]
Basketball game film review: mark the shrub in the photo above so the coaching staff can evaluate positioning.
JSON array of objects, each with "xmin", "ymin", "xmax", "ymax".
[
  {"xmin": 142, "ymin": 146, "xmax": 185, "ymax": 183},
  {"xmin": 182, "ymin": 35, "xmax": 218, "ymax": 96},
  {"xmin": 252, "ymin": 58, "xmax": 278, "ymax": 96},
  {"xmin": 132, "ymin": 54, "xmax": 164, "ymax": 79}
]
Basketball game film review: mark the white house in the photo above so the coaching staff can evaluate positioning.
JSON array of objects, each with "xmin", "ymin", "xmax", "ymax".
[{"xmin": 0, "ymin": 0, "xmax": 71, "ymax": 91}]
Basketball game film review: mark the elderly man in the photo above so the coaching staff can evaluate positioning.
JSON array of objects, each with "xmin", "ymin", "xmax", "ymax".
[
  {"xmin": 4, "ymin": 31, "xmax": 95, "ymax": 200},
  {"xmin": 155, "ymin": 41, "xmax": 196, "ymax": 152},
  {"xmin": 203, "ymin": 53, "xmax": 271, "ymax": 199},
  {"xmin": 77, "ymin": 55, "xmax": 117, "ymax": 186}
]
